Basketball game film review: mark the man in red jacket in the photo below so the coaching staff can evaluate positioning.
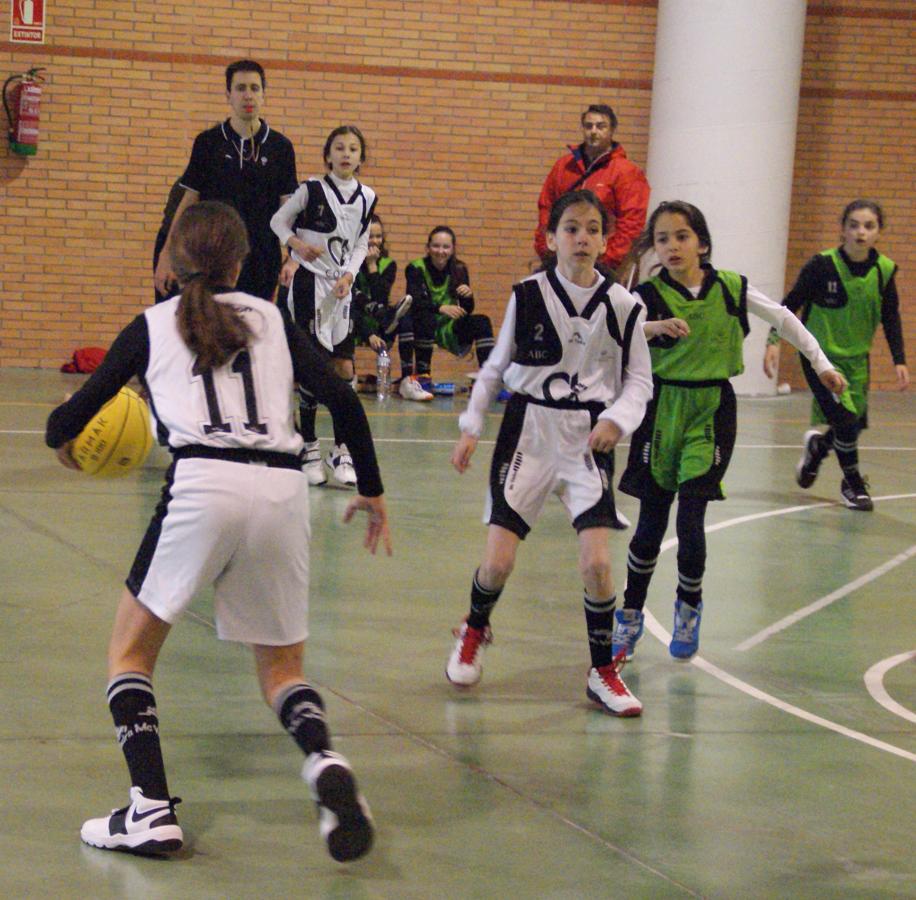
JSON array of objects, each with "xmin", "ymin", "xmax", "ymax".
[{"xmin": 534, "ymin": 104, "xmax": 650, "ymax": 274}]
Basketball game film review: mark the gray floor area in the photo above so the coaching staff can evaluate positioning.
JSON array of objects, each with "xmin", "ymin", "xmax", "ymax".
[{"xmin": 2, "ymin": 368, "xmax": 914, "ymax": 899}]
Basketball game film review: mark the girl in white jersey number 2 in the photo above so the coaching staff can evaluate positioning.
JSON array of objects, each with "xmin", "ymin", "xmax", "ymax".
[
  {"xmin": 46, "ymin": 202, "xmax": 391, "ymax": 863},
  {"xmin": 445, "ymin": 190, "xmax": 653, "ymax": 717}
]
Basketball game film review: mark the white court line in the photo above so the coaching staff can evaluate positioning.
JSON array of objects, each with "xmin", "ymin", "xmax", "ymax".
[
  {"xmin": 736, "ymin": 544, "xmax": 916, "ymax": 651},
  {"xmin": 645, "ymin": 494, "xmax": 916, "ymax": 763},
  {"xmin": 864, "ymin": 651, "xmax": 916, "ymax": 725},
  {"xmin": 643, "ymin": 610, "xmax": 916, "ymax": 764}
]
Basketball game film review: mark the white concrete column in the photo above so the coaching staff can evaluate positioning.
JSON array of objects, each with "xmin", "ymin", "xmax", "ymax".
[{"xmin": 646, "ymin": 0, "xmax": 807, "ymax": 394}]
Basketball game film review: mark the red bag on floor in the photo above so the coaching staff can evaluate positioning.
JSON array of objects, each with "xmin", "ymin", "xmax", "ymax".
[{"xmin": 61, "ymin": 347, "xmax": 107, "ymax": 373}]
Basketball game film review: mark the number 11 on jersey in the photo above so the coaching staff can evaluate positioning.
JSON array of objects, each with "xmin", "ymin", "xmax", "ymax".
[{"xmin": 193, "ymin": 350, "xmax": 268, "ymax": 436}]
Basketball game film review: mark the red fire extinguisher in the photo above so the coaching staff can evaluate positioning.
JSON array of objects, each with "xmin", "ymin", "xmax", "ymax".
[{"xmin": 3, "ymin": 67, "xmax": 46, "ymax": 156}]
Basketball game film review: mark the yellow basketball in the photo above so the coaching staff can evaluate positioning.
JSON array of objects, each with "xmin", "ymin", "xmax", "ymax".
[{"xmin": 72, "ymin": 386, "xmax": 154, "ymax": 477}]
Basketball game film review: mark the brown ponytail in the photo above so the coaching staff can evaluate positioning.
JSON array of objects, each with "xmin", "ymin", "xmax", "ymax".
[{"xmin": 170, "ymin": 201, "xmax": 252, "ymax": 370}]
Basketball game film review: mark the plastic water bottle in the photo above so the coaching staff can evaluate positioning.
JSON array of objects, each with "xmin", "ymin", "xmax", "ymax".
[{"xmin": 376, "ymin": 348, "xmax": 391, "ymax": 401}]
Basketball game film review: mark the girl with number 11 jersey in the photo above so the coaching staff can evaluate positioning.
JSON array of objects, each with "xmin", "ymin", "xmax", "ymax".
[{"xmin": 46, "ymin": 202, "xmax": 389, "ymax": 863}]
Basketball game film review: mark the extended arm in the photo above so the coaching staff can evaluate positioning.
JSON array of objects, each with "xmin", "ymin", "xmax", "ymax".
[
  {"xmin": 46, "ymin": 316, "xmax": 149, "ymax": 448},
  {"xmin": 749, "ymin": 285, "xmax": 846, "ymax": 392},
  {"xmin": 881, "ymin": 274, "xmax": 909, "ymax": 389},
  {"xmin": 597, "ymin": 301, "xmax": 653, "ymax": 438},
  {"xmin": 154, "ymin": 188, "xmax": 199, "ymax": 295},
  {"xmin": 345, "ymin": 211, "xmax": 372, "ymax": 280},
  {"xmin": 457, "ymin": 294, "xmax": 516, "ymax": 439},
  {"xmin": 451, "ymin": 262, "xmax": 474, "ymax": 314},
  {"xmin": 287, "ymin": 316, "xmax": 391, "ymax": 553},
  {"xmin": 284, "ymin": 319, "xmax": 383, "ymax": 497}
]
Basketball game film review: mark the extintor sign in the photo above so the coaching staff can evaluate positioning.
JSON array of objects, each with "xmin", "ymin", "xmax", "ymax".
[{"xmin": 11, "ymin": 0, "xmax": 45, "ymax": 43}]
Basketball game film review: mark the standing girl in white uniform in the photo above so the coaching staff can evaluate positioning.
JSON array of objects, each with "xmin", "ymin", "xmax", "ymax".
[
  {"xmin": 271, "ymin": 125, "xmax": 377, "ymax": 486},
  {"xmin": 47, "ymin": 202, "xmax": 391, "ymax": 863},
  {"xmin": 445, "ymin": 190, "xmax": 653, "ymax": 716}
]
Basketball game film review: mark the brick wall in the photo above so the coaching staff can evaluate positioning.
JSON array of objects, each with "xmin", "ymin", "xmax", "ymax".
[
  {"xmin": 781, "ymin": 3, "xmax": 915, "ymax": 390},
  {"xmin": 1, "ymin": 1, "xmax": 912, "ymax": 389}
]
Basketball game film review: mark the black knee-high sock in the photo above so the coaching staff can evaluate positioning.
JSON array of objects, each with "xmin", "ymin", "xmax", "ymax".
[
  {"xmin": 398, "ymin": 328, "xmax": 415, "ymax": 378},
  {"xmin": 624, "ymin": 548, "xmax": 658, "ymax": 611},
  {"xmin": 298, "ymin": 389, "xmax": 318, "ymax": 443},
  {"xmin": 624, "ymin": 496, "xmax": 673, "ymax": 611},
  {"xmin": 474, "ymin": 337, "xmax": 495, "ymax": 367},
  {"xmin": 414, "ymin": 341, "xmax": 434, "ymax": 377},
  {"xmin": 676, "ymin": 497, "xmax": 707, "ymax": 608},
  {"xmin": 274, "ymin": 683, "xmax": 331, "ymax": 757},
  {"xmin": 832, "ymin": 423, "xmax": 860, "ymax": 475},
  {"xmin": 107, "ymin": 672, "xmax": 170, "ymax": 800},
  {"xmin": 584, "ymin": 593, "xmax": 616, "ymax": 668},
  {"xmin": 467, "ymin": 569, "xmax": 502, "ymax": 629}
]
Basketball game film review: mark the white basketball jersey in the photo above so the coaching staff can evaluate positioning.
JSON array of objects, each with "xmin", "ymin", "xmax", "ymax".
[
  {"xmin": 143, "ymin": 293, "xmax": 304, "ymax": 455},
  {"xmin": 502, "ymin": 270, "xmax": 642, "ymax": 406},
  {"xmin": 287, "ymin": 176, "xmax": 376, "ymax": 280}
]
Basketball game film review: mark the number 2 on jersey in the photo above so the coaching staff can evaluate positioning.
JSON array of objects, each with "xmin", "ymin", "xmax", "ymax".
[{"xmin": 193, "ymin": 350, "xmax": 268, "ymax": 436}]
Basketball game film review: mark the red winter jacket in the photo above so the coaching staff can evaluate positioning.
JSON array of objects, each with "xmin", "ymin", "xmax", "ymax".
[{"xmin": 534, "ymin": 142, "xmax": 650, "ymax": 270}]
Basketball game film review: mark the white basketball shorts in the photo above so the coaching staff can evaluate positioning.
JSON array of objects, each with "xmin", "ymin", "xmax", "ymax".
[
  {"xmin": 127, "ymin": 457, "xmax": 311, "ymax": 645},
  {"xmin": 484, "ymin": 395, "xmax": 616, "ymax": 538}
]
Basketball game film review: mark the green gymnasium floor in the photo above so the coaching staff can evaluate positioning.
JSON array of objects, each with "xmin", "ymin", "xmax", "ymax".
[{"xmin": 2, "ymin": 368, "xmax": 914, "ymax": 899}]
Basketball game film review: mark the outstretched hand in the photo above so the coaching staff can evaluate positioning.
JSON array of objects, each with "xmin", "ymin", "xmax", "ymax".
[
  {"xmin": 588, "ymin": 419, "xmax": 622, "ymax": 453},
  {"xmin": 154, "ymin": 255, "xmax": 177, "ymax": 296},
  {"xmin": 451, "ymin": 433, "xmax": 478, "ymax": 473},
  {"xmin": 646, "ymin": 317, "xmax": 690, "ymax": 341},
  {"xmin": 288, "ymin": 237, "xmax": 323, "ymax": 263},
  {"xmin": 819, "ymin": 368, "xmax": 848, "ymax": 395},
  {"xmin": 55, "ymin": 440, "xmax": 81, "ymax": 471},
  {"xmin": 342, "ymin": 494, "xmax": 392, "ymax": 556},
  {"xmin": 52, "ymin": 395, "xmax": 81, "ymax": 471},
  {"xmin": 763, "ymin": 344, "xmax": 780, "ymax": 379},
  {"xmin": 333, "ymin": 273, "xmax": 354, "ymax": 300},
  {"xmin": 279, "ymin": 257, "xmax": 299, "ymax": 287}
]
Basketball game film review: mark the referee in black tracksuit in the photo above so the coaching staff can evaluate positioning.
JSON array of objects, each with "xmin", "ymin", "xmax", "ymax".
[{"xmin": 154, "ymin": 59, "xmax": 298, "ymax": 302}]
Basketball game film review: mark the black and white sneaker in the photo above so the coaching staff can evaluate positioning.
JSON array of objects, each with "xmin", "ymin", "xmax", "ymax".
[
  {"xmin": 303, "ymin": 440, "xmax": 328, "ymax": 486},
  {"xmin": 326, "ymin": 444, "xmax": 357, "ymax": 487},
  {"xmin": 796, "ymin": 429, "xmax": 828, "ymax": 489},
  {"xmin": 81, "ymin": 787, "xmax": 182, "ymax": 855},
  {"xmin": 303, "ymin": 751, "xmax": 373, "ymax": 862},
  {"xmin": 840, "ymin": 473, "xmax": 873, "ymax": 511},
  {"xmin": 384, "ymin": 294, "xmax": 413, "ymax": 335}
]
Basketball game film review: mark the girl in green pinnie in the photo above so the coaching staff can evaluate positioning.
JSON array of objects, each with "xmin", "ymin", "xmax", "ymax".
[
  {"xmin": 764, "ymin": 199, "xmax": 908, "ymax": 510},
  {"xmin": 613, "ymin": 201, "xmax": 847, "ymax": 667},
  {"xmin": 350, "ymin": 215, "xmax": 423, "ymax": 399},
  {"xmin": 404, "ymin": 226, "xmax": 495, "ymax": 391}
]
